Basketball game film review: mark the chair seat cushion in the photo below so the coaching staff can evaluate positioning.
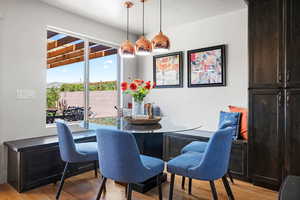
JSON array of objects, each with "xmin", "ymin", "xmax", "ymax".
[
  {"xmin": 140, "ymin": 155, "xmax": 164, "ymax": 177},
  {"xmin": 167, "ymin": 152, "xmax": 203, "ymax": 177},
  {"xmin": 75, "ymin": 142, "xmax": 98, "ymax": 161},
  {"xmin": 181, "ymin": 141, "xmax": 207, "ymax": 154}
]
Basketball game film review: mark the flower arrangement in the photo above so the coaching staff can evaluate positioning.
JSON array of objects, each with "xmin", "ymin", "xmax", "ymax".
[{"xmin": 121, "ymin": 79, "xmax": 156, "ymax": 102}]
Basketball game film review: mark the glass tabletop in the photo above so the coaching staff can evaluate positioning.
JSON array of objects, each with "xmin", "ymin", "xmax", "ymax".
[{"xmin": 80, "ymin": 117, "xmax": 201, "ymax": 134}]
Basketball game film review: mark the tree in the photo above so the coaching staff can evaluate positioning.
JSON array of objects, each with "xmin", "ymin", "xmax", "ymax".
[{"xmin": 47, "ymin": 87, "xmax": 60, "ymax": 108}]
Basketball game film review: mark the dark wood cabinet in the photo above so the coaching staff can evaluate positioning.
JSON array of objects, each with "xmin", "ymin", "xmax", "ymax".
[
  {"xmin": 285, "ymin": 89, "xmax": 300, "ymax": 176},
  {"xmin": 249, "ymin": 0, "xmax": 284, "ymax": 89},
  {"xmin": 249, "ymin": 0, "xmax": 300, "ymax": 190},
  {"xmin": 163, "ymin": 131, "xmax": 249, "ymax": 181},
  {"xmin": 286, "ymin": 0, "xmax": 300, "ymax": 88},
  {"xmin": 249, "ymin": 89, "xmax": 284, "ymax": 189}
]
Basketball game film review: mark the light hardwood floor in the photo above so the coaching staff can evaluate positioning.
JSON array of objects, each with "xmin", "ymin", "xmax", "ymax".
[{"xmin": 0, "ymin": 171, "xmax": 278, "ymax": 200}]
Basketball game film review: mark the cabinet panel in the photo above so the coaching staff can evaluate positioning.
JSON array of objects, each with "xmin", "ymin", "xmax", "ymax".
[
  {"xmin": 163, "ymin": 134, "xmax": 198, "ymax": 161},
  {"xmin": 22, "ymin": 146, "xmax": 63, "ymax": 189},
  {"xmin": 285, "ymin": 89, "xmax": 300, "ymax": 175},
  {"xmin": 286, "ymin": 0, "xmax": 300, "ymax": 87},
  {"xmin": 249, "ymin": 0, "xmax": 283, "ymax": 88},
  {"xmin": 249, "ymin": 89, "xmax": 284, "ymax": 189}
]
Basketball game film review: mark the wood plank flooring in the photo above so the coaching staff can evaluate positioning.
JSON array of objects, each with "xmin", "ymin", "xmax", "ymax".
[{"xmin": 0, "ymin": 171, "xmax": 278, "ymax": 200}]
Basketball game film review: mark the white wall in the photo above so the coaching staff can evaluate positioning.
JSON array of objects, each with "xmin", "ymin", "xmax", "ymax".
[
  {"xmin": 138, "ymin": 9, "xmax": 248, "ymax": 131},
  {"xmin": 0, "ymin": 0, "xmax": 137, "ymax": 183}
]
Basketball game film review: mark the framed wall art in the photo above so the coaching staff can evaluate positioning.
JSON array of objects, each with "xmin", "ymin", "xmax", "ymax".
[
  {"xmin": 187, "ymin": 45, "xmax": 226, "ymax": 87},
  {"xmin": 153, "ymin": 52, "xmax": 183, "ymax": 88}
]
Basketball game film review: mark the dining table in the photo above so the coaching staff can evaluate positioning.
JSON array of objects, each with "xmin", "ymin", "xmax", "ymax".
[
  {"xmin": 80, "ymin": 117, "xmax": 202, "ymax": 193},
  {"xmin": 80, "ymin": 117, "xmax": 202, "ymax": 159}
]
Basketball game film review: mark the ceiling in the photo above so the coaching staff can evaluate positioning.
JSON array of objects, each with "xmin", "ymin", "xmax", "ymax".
[{"xmin": 40, "ymin": 0, "xmax": 247, "ymax": 35}]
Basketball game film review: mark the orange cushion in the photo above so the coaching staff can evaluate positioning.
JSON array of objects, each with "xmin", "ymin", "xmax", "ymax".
[{"xmin": 229, "ymin": 105, "xmax": 248, "ymax": 140}]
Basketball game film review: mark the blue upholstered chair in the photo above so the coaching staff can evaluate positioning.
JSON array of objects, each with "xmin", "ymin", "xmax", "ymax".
[
  {"xmin": 180, "ymin": 119, "xmax": 238, "ymax": 191},
  {"xmin": 167, "ymin": 127, "xmax": 235, "ymax": 200},
  {"xmin": 95, "ymin": 128, "xmax": 164, "ymax": 200},
  {"xmin": 56, "ymin": 120, "xmax": 99, "ymax": 200}
]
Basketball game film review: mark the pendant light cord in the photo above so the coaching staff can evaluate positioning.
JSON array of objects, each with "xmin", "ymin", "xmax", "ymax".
[
  {"xmin": 160, "ymin": 0, "xmax": 162, "ymax": 32},
  {"xmin": 127, "ymin": 6, "xmax": 129, "ymax": 40},
  {"xmin": 142, "ymin": 1, "xmax": 145, "ymax": 36}
]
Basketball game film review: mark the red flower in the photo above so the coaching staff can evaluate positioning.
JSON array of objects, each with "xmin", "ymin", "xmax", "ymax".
[
  {"xmin": 121, "ymin": 82, "xmax": 128, "ymax": 91},
  {"xmin": 134, "ymin": 79, "xmax": 144, "ymax": 86},
  {"xmin": 129, "ymin": 82, "xmax": 138, "ymax": 91},
  {"xmin": 145, "ymin": 81, "xmax": 151, "ymax": 90}
]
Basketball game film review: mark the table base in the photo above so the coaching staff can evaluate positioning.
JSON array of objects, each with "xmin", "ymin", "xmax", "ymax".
[{"xmin": 115, "ymin": 173, "xmax": 168, "ymax": 194}]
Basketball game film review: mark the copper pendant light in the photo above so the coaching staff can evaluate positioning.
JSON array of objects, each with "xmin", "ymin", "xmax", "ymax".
[
  {"xmin": 135, "ymin": 0, "xmax": 152, "ymax": 56},
  {"xmin": 119, "ymin": 1, "xmax": 135, "ymax": 58},
  {"xmin": 152, "ymin": 0, "xmax": 170, "ymax": 52}
]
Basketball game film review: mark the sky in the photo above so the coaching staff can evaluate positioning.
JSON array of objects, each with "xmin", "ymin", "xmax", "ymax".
[{"xmin": 47, "ymin": 54, "xmax": 117, "ymax": 83}]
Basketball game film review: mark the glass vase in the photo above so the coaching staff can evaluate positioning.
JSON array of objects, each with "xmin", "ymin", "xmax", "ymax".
[{"xmin": 132, "ymin": 98, "xmax": 144, "ymax": 119}]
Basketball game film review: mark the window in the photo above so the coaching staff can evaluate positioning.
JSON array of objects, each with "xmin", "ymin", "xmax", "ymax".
[{"xmin": 46, "ymin": 30, "xmax": 119, "ymax": 125}]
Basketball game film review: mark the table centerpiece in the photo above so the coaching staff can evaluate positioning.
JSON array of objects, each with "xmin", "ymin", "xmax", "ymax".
[{"xmin": 121, "ymin": 79, "xmax": 156, "ymax": 120}]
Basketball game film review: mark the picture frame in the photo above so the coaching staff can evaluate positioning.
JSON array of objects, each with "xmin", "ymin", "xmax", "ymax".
[
  {"xmin": 187, "ymin": 45, "xmax": 226, "ymax": 88},
  {"xmin": 153, "ymin": 51, "xmax": 183, "ymax": 88}
]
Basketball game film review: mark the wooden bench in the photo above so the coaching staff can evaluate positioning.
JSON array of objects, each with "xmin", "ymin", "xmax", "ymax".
[{"xmin": 4, "ymin": 130, "xmax": 97, "ymax": 192}]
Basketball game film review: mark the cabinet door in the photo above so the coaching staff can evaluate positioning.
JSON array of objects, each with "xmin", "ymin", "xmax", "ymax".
[
  {"xmin": 249, "ymin": 0, "xmax": 284, "ymax": 88},
  {"xmin": 286, "ymin": 0, "xmax": 300, "ymax": 87},
  {"xmin": 285, "ymin": 89, "xmax": 300, "ymax": 175},
  {"xmin": 229, "ymin": 142, "xmax": 249, "ymax": 181},
  {"xmin": 249, "ymin": 89, "xmax": 284, "ymax": 189},
  {"xmin": 163, "ymin": 134, "xmax": 197, "ymax": 161}
]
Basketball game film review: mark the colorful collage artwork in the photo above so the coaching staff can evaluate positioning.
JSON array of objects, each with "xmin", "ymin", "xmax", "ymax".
[
  {"xmin": 190, "ymin": 49, "xmax": 222, "ymax": 84},
  {"xmin": 153, "ymin": 52, "xmax": 183, "ymax": 88},
  {"xmin": 188, "ymin": 45, "xmax": 226, "ymax": 87}
]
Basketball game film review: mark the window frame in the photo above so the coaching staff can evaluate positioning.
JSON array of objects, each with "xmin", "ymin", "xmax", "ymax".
[{"xmin": 46, "ymin": 26, "xmax": 121, "ymax": 126}]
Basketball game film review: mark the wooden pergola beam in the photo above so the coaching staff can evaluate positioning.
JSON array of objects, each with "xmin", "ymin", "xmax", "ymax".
[
  {"xmin": 48, "ymin": 49, "xmax": 84, "ymax": 64},
  {"xmin": 47, "ymin": 44, "xmax": 113, "ymax": 64},
  {"xmin": 47, "ymin": 36, "xmax": 81, "ymax": 51},
  {"xmin": 48, "ymin": 42, "xmax": 84, "ymax": 58},
  {"xmin": 47, "ymin": 42, "xmax": 99, "ymax": 58},
  {"xmin": 47, "ymin": 31, "xmax": 59, "ymax": 39},
  {"xmin": 90, "ymin": 45, "xmax": 111, "ymax": 53},
  {"xmin": 47, "ymin": 49, "xmax": 117, "ymax": 69}
]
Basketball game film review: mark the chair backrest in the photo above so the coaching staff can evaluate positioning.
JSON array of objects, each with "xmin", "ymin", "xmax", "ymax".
[
  {"xmin": 96, "ymin": 128, "xmax": 149, "ymax": 183},
  {"xmin": 56, "ymin": 120, "xmax": 78, "ymax": 162},
  {"xmin": 190, "ymin": 127, "xmax": 234, "ymax": 180}
]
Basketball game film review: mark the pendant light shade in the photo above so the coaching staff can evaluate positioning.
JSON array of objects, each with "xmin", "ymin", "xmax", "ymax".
[
  {"xmin": 119, "ymin": 1, "xmax": 135, "ymax": 58},
  {"xmin": 136, "ymin": 0, "xmax": 152, "ymax": 56},
  {"xmin": 119, "ymin": 40, "xmax": 135, "ymax": 58},
  {"xmin": 152, "ymin": 0, "xmax": 170, "ymax": 52},
  {"xmin": 136, "ymin": 36, "xmax": 152, "ymax": 55},
  {"xmin": 152, "ymin": 31, "xmax": 170, "ymax": 52}
]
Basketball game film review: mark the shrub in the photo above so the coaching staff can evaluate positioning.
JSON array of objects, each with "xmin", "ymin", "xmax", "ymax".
[{"xmin": 47, "ymin": 87, "xmax": 60, "ymax": 108}]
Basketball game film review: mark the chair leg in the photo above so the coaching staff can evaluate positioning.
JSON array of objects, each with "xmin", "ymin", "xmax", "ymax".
[
  {"xmin": 127, "ymin": 183, "xmax": 133, "ymax": 200},
  {"xmin": 157, "ymin": 174, "xmax": 163, "ymax": 200},
  {"xmin": 169, "ymin": 174, "xmax": 175, "ymax": 200},
  {"xmin": 94, "ymin": 161, "xmax": 98, "ymax": 178},
  {"xmin": 101, "ymin": 175, "xmax": 106, "ymax": 193},
  {"xmin": 56, "ymin": 162, "xmax": 69, "ymax": 200},
  {"xmin": 188, "ymin": 178, "xmax": 192, "ymax": 195},
  {"xmin": 96, "ymin": 177, "xmax": 107, "ymax": 200},
  {"xmin": 227, "ymin": 171, "xmax": 234, "ymax": 184},
  {"xmin": 181, "ymin": 176, "xmax": 185, "ymax": 189},
  {"xmin": 209, "ymin": 181, "xmax": 218, "ymax": 200},
  {"xmin": 222, "ymin": 176, "xmax": 235, "ymax": 200},
  {"xmin": 125, "ymin": 184, "xmax": 128, "ymax": 197}
]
